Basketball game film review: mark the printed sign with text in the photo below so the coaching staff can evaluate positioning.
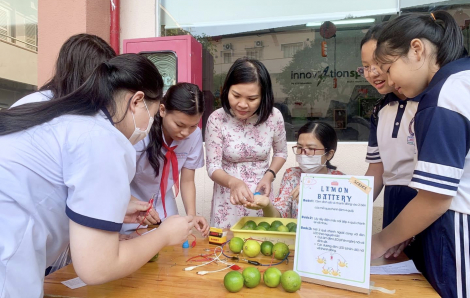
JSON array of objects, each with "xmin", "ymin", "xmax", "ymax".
[{"xmin": 293, "ymin": 174, "xmax": 373, "ymax": 293}]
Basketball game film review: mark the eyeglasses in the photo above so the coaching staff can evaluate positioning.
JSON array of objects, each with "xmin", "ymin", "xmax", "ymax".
[
  {"xmin": 292, "ymin": 146, "xmax": 326, "ymax": 156},
  {"xmin": 357, "ymin": 65, "xmax": 380, "ymax": 78}
]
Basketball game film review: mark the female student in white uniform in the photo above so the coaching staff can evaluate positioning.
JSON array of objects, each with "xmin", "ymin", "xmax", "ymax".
[
  {"xmin": 124, "ymin": 83, "xmax": 209, "ymax": 237},
  {"xmin": 12, "ymin": 33, "xmax": 116, "ymax": 108},
  {"xmin": 360, "ymin": 24, "xmax": 421, "ymax": 261},
  {"xmin": 0, "ymin": 54, "xmax": 194, "ymax": 298},
  {"xmin": 371, "ymin": 11, "xmax": 468, "ymax": 298}
]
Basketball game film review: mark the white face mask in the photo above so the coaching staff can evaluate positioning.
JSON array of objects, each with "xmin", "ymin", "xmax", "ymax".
[
  {"xmin": 128, "ymin": 100, "xmax": 154, "ymax": 145},
  {"xmin": 296, "ymin": 153, "xmax": 327, "ymax": 173}
]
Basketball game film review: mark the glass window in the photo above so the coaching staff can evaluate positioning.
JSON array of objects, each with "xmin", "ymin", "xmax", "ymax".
[
  {"xmin": 282, "ymin": 42, "xmax": 304, "ymax": 58},
  {"xmin": 160, "ymin": 0, "xmax": 470, "ymax": 141},
  {"xmin": 245, "ymin": 48, "xmax": 262, "ymax": 60},
  {"xmin": 0, "ymin": 0, "xmax": 38, "ymax": 108},
  {"xmin": 223, "ymin": 52, "xmax": 231, "ymax": 64}
]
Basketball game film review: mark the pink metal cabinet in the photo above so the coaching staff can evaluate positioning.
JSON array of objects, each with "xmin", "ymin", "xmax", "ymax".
[{"xmin": 123, "ymin": 35, "xmax": 202, "ymax": 90}]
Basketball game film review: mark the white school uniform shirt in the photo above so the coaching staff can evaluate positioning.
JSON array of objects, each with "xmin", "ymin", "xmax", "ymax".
[
  {"xmin": 365, "ymin": 92, "xmax": 419, "ymax": 186},
  {"xmin": 10, "ymin": 90, "xmax": 53, "ymax": 108},
  {"xmin": 121, "ymin": 127, "xmax": 204, "ymax": 233},
  {"xmin": 408, "ymin": 57, "xmax": 470, "ymax": 215},
  {"xmin": 0, "ymin": 112, "xmax": 136, "ymax": 298}
]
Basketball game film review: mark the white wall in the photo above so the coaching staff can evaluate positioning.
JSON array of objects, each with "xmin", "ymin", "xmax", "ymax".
[
  {"xmin": 120, "ymin": 0, "xmax": 156, "ymax": 53},
  {"xmin": 174, "ymin": 142, "xmax": 385, "ymax": 228}
]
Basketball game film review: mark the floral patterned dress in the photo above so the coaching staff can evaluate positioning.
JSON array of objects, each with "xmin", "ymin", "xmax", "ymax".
[
  {"xmin": 273, "ymin": 167, "xmax": 344, "ymax": 218},
  {"xmin": 205, "ymin": 108, "xmax": 287, "ymax": 228}
]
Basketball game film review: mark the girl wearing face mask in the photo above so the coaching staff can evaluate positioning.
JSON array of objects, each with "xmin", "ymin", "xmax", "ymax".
[
  {"xmin": 0, "ymin": 54, "xmax": 194, "ymax": 297},
  {"xmin": 246, "ymin": 122, "xmax": 343, "ymax": 218},
  {"xmin": 205, "ymin": 58, "xmax": 287, "ymax": 228},
  {"xmin": 122, "ymin": 83, "xmax": 209, "ymax": 237},
  {"xmin": 360, "ymin": 24, "xmax": 421, "ymax": 261},
  {"xmin": 371, "ymin": 11, "xmax": 468, "ymax": 298}
]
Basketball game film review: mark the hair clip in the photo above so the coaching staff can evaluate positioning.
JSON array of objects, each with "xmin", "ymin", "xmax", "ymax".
[{"xmin": 430, "ymin": 12, "xmax": 436, "ymax": 21}]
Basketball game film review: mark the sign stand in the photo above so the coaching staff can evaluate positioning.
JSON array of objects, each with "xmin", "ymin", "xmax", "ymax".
[{"xmin": 293, "ymin": 174, "xmax": 374, "ymax": 294}]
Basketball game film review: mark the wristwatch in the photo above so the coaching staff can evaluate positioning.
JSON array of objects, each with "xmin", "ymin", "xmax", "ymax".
[{"xmin": 265, "ymin": 169, "xmax": 276, "ymax": 180}]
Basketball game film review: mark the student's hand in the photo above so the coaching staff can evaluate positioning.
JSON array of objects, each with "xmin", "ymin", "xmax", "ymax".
[
  {"xmin": 123, "ymin": 200, "xmax": 161, "ymax": 224},
  {"xmin": 193, "ymin": 216, "xmax": 210, "ymax": 237},
  {"xmin": 141, "ymin": 207, "xmax": 161, "ymax": 226},
  {"xmin": 371, "ymin": 233, "xmax": 388, "ymax": 260},
  {"xmin": 124, "ymin": 200, "xmax": 151, "ymax": 223},
  {"xmin": 244, "ymin": 195, "xmax": 270, "ymax": 210},
  {"xmin": 256, "ymin": 174, "xmax": 273, "ymax": 197},
  {"xmin": 229, "ymin": 178, "xmax": 254, "ymax": 205},
  {"xmin": 384, "ymin": 238, "xmax": 412, "ymax": 258},
  {"xmin": 159, "ymin": 215, "xmax": 194, "ymax": 246},
  {"xmin": 290, "ymin": 185, "xmax": 300, "ymax": 203}
]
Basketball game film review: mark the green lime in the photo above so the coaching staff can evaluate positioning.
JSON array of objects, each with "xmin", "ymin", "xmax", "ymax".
[
  {"xmin": 273, "ymin": 242, "xmax": 290, "ymax": 260},
  {"xmin": 271, "ymin": 220, "xmax": 283, "ymax": 229},
  {"xmin": 255, "ymin": 226, "xmax": 267, "ymax": 231},
  {"xmin": 242, "ymin": 267, "xmax": 261, "ymax": 288},
  {"xmin": 263, "ymin": 267, "xmax": 282, "ymax": 288},
  {"xmin": 286, "ymin": 222, "xmax": 296, "ymax": 229},
  {"xmin": 242, "ymin": 225, "xmax": 253, "ymax": 230},
  {"xmin": 243, "ymin": 220, "xmax": 257, "ymax": 230},
  {"xmin": 281, "ymin": 270, "xmax": 302, "ymax": 293},
  {"xmin": 268, "ymin": 226, "xmax": 279, "ymax": 231},
  {"xmin": 149, "ymin": 253, "xmax": 159, "ymax": 262},
  {"xmin": 289, "ymin": 224, "xmax": 297, "ymax": 233},
  {"xmin": 277, "ymin": 225, "xmax": 289, "ymax": 232},
  {"xmin": 229, "ymin": 237, "xmax": 244, "ymax": 253},
  {"xmin": 224, "ymin": 271, "xmax": 244, "ymax": 293},
  {"xmin": 260, "ymin": 241, "xmax": 274, "ymax": 256},
  {"xmin": 243, "ymin": 240, "xmax": 261, "ymax": 258},
  {"xmin": 257, "ymin": 221, "xmax": 271, "ymax": 230}
]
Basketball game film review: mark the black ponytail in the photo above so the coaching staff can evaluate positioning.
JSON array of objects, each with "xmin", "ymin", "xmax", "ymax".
[
  {"xmin": 375, "ymin": 11, "xmax": 465, "ymax": 67},
  {"xmin": 0, "ymin": 54, "xmax": 164, "ymax": 136},
  {"xmin": 40, "ymin": 33, "xmax": 116, "ymax": 99},
  {"xmin": 144, "ymin": 83, "xmax": 205, "ymax": 177}
]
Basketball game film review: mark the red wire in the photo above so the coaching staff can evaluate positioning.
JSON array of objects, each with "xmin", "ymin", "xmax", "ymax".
[
  {"xmin": 246, "ymin": 237, "xmax": 265, "ymax": 243},
  {"xmin": 135, "ymin": 198, "xmax": 154, "ymax": 236},
  {"xmin": 190, "ymin": 234, "xmax": 197, "ymax": 247},
  {"xmin": 260, "ymin": 251, "xmax": 276, "ymax": 273},
  {"xmin": 186, "ymin": 254, "xmax": 212, "ymax": 262}
]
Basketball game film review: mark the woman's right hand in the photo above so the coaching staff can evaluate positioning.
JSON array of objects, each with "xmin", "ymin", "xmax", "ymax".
[
  {"xmin": 244, "ymin": 195, "xmax": 270, "ymax": 210},
  {"xmin": 228, "ymin": 178, "xmax": 254, "ymax": 205},
  {"xmin": 158, "ymin": 215, "xmax": 194, "ymax": 246},
  {"xmin": 290, "ymin": 185, "xmax": 300, "ymax": 203}
]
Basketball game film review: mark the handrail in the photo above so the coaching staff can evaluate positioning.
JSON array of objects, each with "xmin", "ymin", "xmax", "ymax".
[{"xmin": 0, "ymin": 32, "xmax": 37, "ymax": 51}]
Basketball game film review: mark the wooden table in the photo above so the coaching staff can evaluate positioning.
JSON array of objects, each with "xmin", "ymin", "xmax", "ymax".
[{"xmin": 44, "ymin": 236, "xmax": 438, "ymax": 297}]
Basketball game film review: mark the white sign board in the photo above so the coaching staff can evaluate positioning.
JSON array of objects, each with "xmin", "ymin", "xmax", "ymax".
[{"xmin": 293, "ymin": 174, "xmax": 373, "ymax": 294}]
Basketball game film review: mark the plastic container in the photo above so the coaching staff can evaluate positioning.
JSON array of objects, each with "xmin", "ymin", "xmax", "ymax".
[{"xmin": 230, "ymin": 217, "xmax": 297, "ymax": 250}]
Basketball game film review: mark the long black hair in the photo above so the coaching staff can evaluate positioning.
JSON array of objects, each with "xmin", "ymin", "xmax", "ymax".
[
  {"xmin": 220, "ymin": 57, "xmax": 274, "ymax": 125},
  {"xmin": 40, "ymin": 33, "xmax": 116, "ymax": 99},
  {"xmin": 0, "ymin": 54, "xmax": 164, "ymax": 135},
  {"xmin": 145, "ymin": 83, "xmax": 205, "ymax": 177},
  {"xmin": 297, "ymin": 121, "xmax": 338, "ymax": 170},
  {"xmin": 375, "ymin": 11, "xmax": 465, "ymax": 67}
]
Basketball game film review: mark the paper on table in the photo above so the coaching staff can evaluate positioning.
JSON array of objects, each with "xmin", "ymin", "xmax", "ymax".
[
  {"xmin": 370, "ymin": 260, "xmax": 420, "ymax": 275},
  {"xmin": 61, "ymin": 277, "xmax": 87, "ymax": 289}
]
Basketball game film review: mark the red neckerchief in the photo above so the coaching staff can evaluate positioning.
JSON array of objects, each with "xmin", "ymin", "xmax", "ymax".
[{"xmin": 160, "ymin": 143, "xmax": 179, "ymax": 218}]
